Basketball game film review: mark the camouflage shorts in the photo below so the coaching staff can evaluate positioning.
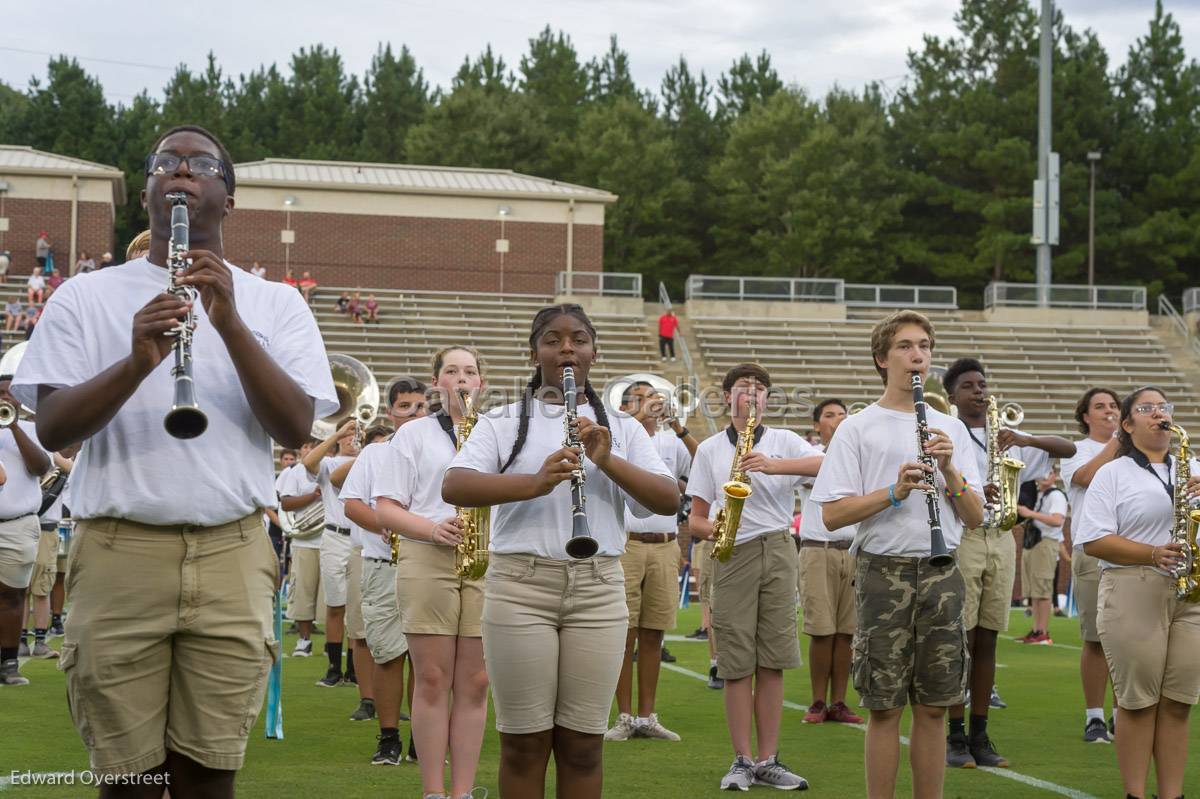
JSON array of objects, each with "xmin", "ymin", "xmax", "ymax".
[{"xmin": 851, "ymin": 552, "xmax": 969, "ymax": 710}]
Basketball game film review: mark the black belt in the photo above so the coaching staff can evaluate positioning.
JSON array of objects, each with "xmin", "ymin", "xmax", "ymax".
[
  {"xmin": 40, "ymin": 521, "xmax": 60, "ymax": 532},
  {"xmin": 364, "ymin": 557, "xmax": 393, "ymax": 564},
  {"xmin": 0, "ymin": 513, "xmax": 36, "ymax": 524},
  {"xmin": 800, "ymin": 539, "xmax": 852, "ymax": 551},
  {"xmin": 325, "ymin": 524, "xmax": 351, "ymax": 536}
]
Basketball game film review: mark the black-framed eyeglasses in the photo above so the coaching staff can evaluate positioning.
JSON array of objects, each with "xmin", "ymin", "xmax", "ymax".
[{"xmin": 144, "ymin": 153, "xmax": 227, "ymax": 180}]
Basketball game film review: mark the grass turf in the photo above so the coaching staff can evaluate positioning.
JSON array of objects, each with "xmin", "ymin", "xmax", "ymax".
[{"xmin": 2, "ymin": 605, "xmax": 1193, "ymax": 797}]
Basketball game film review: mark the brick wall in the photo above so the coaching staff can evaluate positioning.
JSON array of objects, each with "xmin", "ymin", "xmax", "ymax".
[
  {"xmin": 0, "ymin": 198, "xmax": 114, "ymax": 275},
  {"xmin": 223, "ymin": 209, "xmax": 603, "ymax": 294}
]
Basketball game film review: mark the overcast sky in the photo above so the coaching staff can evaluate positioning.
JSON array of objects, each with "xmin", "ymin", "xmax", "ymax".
[{"xmin": 2, "ymin": 1, "xmax": 1199, "ymax": 106}]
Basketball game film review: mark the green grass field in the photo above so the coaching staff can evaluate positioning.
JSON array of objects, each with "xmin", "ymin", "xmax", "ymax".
[{"xmin": 3, "ymin": 605, "xmax": 1196, "ymax": 798}]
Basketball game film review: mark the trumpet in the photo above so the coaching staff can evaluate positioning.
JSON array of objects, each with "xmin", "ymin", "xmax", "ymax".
[
  {"xmin": 453, "ymin": 390, "xmax": 491, "ymax": 578},
  {"xmin": 0, "ymin": 401, "xmax": 16, "ymax": 427},
  {"xmin": 562, "ymin": 367, "xmax": 598, "ymax": 559},
  {"xmin": 163, "ymin": 192, "xmax": 208, "ymax": 439}
]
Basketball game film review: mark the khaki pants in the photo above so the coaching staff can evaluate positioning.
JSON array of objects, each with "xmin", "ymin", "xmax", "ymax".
[
  {"xmin": 958, "ymin": 526, "xmax": 1016, "ymax": 632},
  {"xmin": 1021, "ymin": 537, "xmax": 1058, "ymax": 600},
  {"xmin": 287, "ymin": 545, "xmax": 323, "ymax": 622},
  {"xmin": 696, "ymin": 539, "xmax": 714, "ymax": 605},
  {"xmin": 799, "ymin": 545, "xmax": 856, "ymax": 636},
  {"xmin": 0, "ymin": 514, "xmax": 39, "ymax": 589},
  {"xmin": 1073, "ymin": 549, "xmax": 1102, "ymax": 643},
  {"xmin": 361, "ymin": 559, "xmax": 407, "ymax": 664},
  {"xmin": 395, "ymin": 541, "xmax": 483, "ymax": 637},
  {"xmin": 60, "ymin": 515, "xmax": 277, "ymax": 775},
  {"xmin": 346, "ymin": 546, "xmax": 365, "ymax": 639},
  {"xmin": 620, "ymin": 539, "xmax": 680, "ymax": 631},
  {"xmin": 29, "ymin": 528, "xmax": 59, "ymax": 597}
]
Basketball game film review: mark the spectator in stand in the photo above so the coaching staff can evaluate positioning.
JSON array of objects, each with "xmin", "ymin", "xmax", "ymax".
[
  {"xmin": 365, "ymin": 294, "xmax": 380, "ymax": 324},
  {"xmin": 95, "ymin": 252, "xmax": 113, "ymax": 271},
  {"xmin": 75, "ymin": 250, "xmax": 95, "ymax": 274},
  {"xmin": 23, "ymin": 304, "xmax": 41, "ymax": 339},
  {"xmin": 283, "ymin": 268, "xmax": 298, "ymax": 289},
  {"xmin": 349, "ymin": 291, "xmax": 363, "ymax": 324},
  {"xmin": 251, "ymin": 260, "xmax": 267, "ymax": 279},
  {"xmin": 27, "ymin": 269, "xmax": 45, "ymax": 304},
  {"xmin": 35, "ymin": 231, "xmax": 51, "ymax": 273},
  {"xmin": 46, "ymin": 269, "xmax": 64, "ymax": 299},
  {"xmin": 299, "ymin": 271, "xmax": 318, "ymax": 305},
  {"xmin": 334, "ymin": 291, "xmax": 351, "ymax": 314},
  {"xmin": 4, "ymin": 300, "xmax": 22, "ymax": 332},
  {"xmin": 658, "ymin": 309, "xmax": 679, "ymax": 362}
]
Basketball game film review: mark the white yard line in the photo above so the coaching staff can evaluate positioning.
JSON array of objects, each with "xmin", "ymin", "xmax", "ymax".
[{"xmin": 660, "ymin": 663, "xmax": 1099, "ymax": 799}]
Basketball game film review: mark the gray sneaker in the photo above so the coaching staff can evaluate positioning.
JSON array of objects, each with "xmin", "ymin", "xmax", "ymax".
[
  {"xmin": 604, "ymin": 712, "xmax": 637, "ymax": 741},
  {"xmin": 707, "ymin": 664, "xmax": 725, "ymax": 690},
  {"xmin": 946, "ymin": 731, "xmax": 976, "ymax": 768},
  {"xmin": 752, "ymin": 755, "xmax": 808, "ymax": 790},
  {"xmin": 17, "ymin": 640, "xmax": 30, "ymax": 658},
  {"xmin": 31, "ymin": 641, "xmax": 59, "ymax": 659},
  {"xmin": 349, "ymin": 699, "xmax": 375, "ymax": 721},
  {"xmin": 1, "ymin": 658, "xmax": 29, "ymax": 686},
  {"xmin": 1083, "ymin": 718, "xmax": 1111, "ymax": 743},
  {"xmin": 720, "ymin": 755, "xmax": 755, "ymax": 791},
  {"xmin": 636, "ymin": 713, "xmax": 681, "ymax": 741}
]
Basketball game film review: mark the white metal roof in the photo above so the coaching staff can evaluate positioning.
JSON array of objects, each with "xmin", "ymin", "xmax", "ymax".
[
  {"xmin": 0, "ymin": 145, "xmax": 126, "ymax": 203},
  {"xmin": 233, "ymin": 157, "xmax": 617, "ymax": 203}
]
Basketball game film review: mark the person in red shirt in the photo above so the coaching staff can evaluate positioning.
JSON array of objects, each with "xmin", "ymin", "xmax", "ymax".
[
  {"xmin": 658, "ymin": 310, "xmax": 679, "ymax": 362},
  {"xmin": 283, "ymin": 268, "xmax": 298, "ymax": 289},
  {"xmin": 299, "ymin": 271, "xmax": 318, "ymax": 305}
]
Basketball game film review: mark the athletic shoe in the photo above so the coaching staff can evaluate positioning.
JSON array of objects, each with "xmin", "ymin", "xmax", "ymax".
[
  {"xmin": 660, "ymin": 647, "xmax": 677, "ymax": 663},
  {"xmin": 0, "ymin": 658, "xmax": 29, "ymax": 686},
  {"xmin": 406, "ymin": 735, "xmax": 419, "ymax": 763},
  {"xmin": 707, "ymin": 664, "xmax": 724, "ymax": 690},
  {"xmin": 719, "ymin": 755, "xmax": 755, "ymax": 791},
  {"xmin": 802, "ymin": 700, "xmax": 827, "ymax": 724},
  {"xmin": 1028, "ymin": 631, "xmax": 1053, "ymax": 646},
  {"xmin": 1083, "ymin": 718, "xmax": 1111, "ymax": 743},
  {"xmin": 371, "ymin": 735, "xmax": 402, "ymax": 765},
  {"xmin": 752, "ymin": 755, "xmax": 808, "ymax": 790},
  {"xmin": 49, "ymin": 621, "xmax": 65, "ymax": 637},
  {"xmin": 969, "ymin": 734, "xmax": 1009, "ymax": 768},
  {"xmin": 350, "ymin": 699, "xmax": 376, "ymax": 721},
  {"xmin": 1015, "ymin": 629, "xmax": 1038, "ymax": 643},
  {"xmin": 292, "ymin": 638, "xmax": 313, "ymax": 658},
  {"xmin": 316, "ymin": 667, "xmax": 342, "ymax": 687},
  {"xmin": 946, "ymin": 732, "xmax": 976, "ymax": 768},
  {"xmin": 1108, "ymin": 715, "xmax": 1116, "ymax": 737},
  {"xmin": 825, "ymin": 701, "xmax": 864, "ymax": 724},
  {"xmin": 636, "ymin": 713, "xmax": 681, "ymax": 741},
  {"xmin": 17, "ymin": 640, "xmax": 29, "ymax": 658},
  {"xmin": 989, "ymin": 687, "xmax": 1007, "ymax": 709},
  {"xmin": 31, "ymin": 641, "xmax": 59, "ymax": 659},
  {"xmin": 604, "ymin": 712, "xmax": 638, "ymax": 741},
  {"xmin": 399, "ymin": 710, "xmax": 411, "ymax": 721},
  {"xmin": 1053, "ymin": 607, "xmax": 1067, "ymax": 617},
  {"xmin": 685, "ymin": 627, "xmax": 709, "ymax": 640},
  {"xmin": 341, "ymin": 673, "xmax": 358, "ymax": 686}
]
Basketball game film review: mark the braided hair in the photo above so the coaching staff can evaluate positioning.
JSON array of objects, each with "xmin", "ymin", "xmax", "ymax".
[
  {"xmin": 1116, "ymin": 385, "xmax": 1168, "ymax": 458},
  {"xmin": 500, "ymin": 304, "xmax": 609, "ymax": 473}
]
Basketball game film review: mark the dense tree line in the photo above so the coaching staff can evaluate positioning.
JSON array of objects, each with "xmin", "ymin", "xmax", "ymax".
[{"xmin": 2, "ymin": 0, "xmax": 1197, "ymax": 305}]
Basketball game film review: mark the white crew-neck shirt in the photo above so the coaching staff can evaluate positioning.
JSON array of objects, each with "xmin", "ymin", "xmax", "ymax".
[
  {"xmin": 626, "ymin": 429, "xmax": 691, "ymax": 534},
  {"xmin": 1061, "ymin": 436, "xmax": 1113, "ymax": 550},
  {"xmin": 811, "ymin": 402, "xmax": 983, "ymax": 556},
  {"xmin": 279, "ymin": 462, "xmax": 321, "ymax": 550},
  {"xmin": 339, "ymin": 441, "xmax": 394, "ymax": 561},
  {"xmin": 377, "ymin": 414, "xmax": 460, "ymax": 546},
  {"xmin": 1032, "ymin": 488, "xmax": 1069, "ymax": 542},
  {"xmin": 449, "ymin": 399, "xmax": 671, "ymax": 559},
  {"xmin": 0, "ymin": 420, "xmax": 50, "ymax": 519},
  {"xmin": 11, "ymin": 257, "xmax": 337, "ymax": 526},
  {"xmin": 800, "ymin": 443, "xmax": 856, "ymax": 543},
  {"xmin": 311, "ymin": 455, "xmax": 353, "ymax": 530}
]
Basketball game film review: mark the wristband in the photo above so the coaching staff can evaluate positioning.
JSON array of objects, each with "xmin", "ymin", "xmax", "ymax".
[
  {"xmin": 888, "ymin": 483, "xmax": 902, "ymax": 508},
  {"xmin": 675, "ymin": 426, "xmax": 690, "ymax": 439},
  {"xmin": 943, "ymin": 476, "xmax": 969, "ymax": 499}
]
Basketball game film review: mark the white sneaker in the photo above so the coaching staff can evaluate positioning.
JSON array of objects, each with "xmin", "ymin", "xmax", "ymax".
[
  {"xmin": 604, "ymin": 712, "xmax": 637, "ymax": 741},
  {"xmin": 31, "ymin": 641, "xmax": 59, "ymax": 659},
  {"xmin": 752, "ymin": 755, "xmax": 808, "ymax": 790},
  {"xmin": 720, "ymin": 756, "xmax": 755, "ymax": 791},
  {"xmin": 292, "ymin": 638, "xmax": 313, "ymax": 657},
  {"xmin": 635, "ymin": 713, "xmax": 680, "ymax": 741}
]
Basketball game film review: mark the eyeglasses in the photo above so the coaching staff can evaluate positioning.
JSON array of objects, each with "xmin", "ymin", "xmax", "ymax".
[
  {"xmin": 144, "ymin": 153, "xmax": 226, "ymax": 180},
  {"xmin": 1134, "ymin": 402, "xmax": 1174, "ymax": 415}
]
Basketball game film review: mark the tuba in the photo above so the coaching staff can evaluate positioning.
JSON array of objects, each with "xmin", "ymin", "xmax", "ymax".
[
  {"xmin": 986, "ymin": 396, "xmax": 1025, "ymax": 531},
  {"xmin": 1163, "ymin": 422, "xmax": 1200, "ymax": 602},
  {"xmin": 602, "ymin": 372, "xmax": 698, "ymax": 427},
  {"xmin": 453, "ymin": 390, "xmax": 492, "ymax": 579},
  {"xmin": 0, "ymin": 342, "xmax": 34, "ymax": 426},
  {"xmin": 711, "ymin": 399, "xmax": 756, "ymax": 562},
  {"xmin": 328, "ymin": 353, "xmax": 380, "ymax": 448}
]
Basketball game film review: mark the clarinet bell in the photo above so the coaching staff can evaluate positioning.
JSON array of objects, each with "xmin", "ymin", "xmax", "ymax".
[
  {"xmin": 165, "ymin": 404, "xmax": 208, "ymax": 439},
  {"xmin": 565, "ymin": 514, "xmax": 598, "ymax": 559}
]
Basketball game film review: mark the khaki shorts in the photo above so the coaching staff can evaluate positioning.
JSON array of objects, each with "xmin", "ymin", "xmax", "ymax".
[
  {"xmin": 711, "ymin": 531, "xmax": 801, "ymax": 680},
  {"xmin": 958, "ymin": 526, "xmax": 1016, "ymax": 632},
  {"xmin": 60, "ymin": 515, "xmax": 277, "ymax": 775},
  {"xmin": 0, "ymin": 514, "xmax": 39, "ymax": 589},
  {"xmin": 319, "ymin": 529, "xmax": 353, "ymax": 607},
  {"xmin": 287, "ymin": 546, "xmax": 322, "ymax": 622},
  {"xmin": 345, "ymin": 546, "xmax": 365, "ymax": 639},
  {"xmin": 852, "ymin": 551, "xmax": 968, "ymax": 710},
  {"xmin": 482, "ymin": 553, "xmax": 627, "ymax": 734},
  {"xmin": 395, "ymin": 541, "xmax": 483, "ymax": 637},
  {"xmin": 1021, "ymin": 537, "xmax": 1059, "ymax": 600},
  {"xmin": 621, "ymin": 539, "xmax": 680, "ymax": 631},
  {"xmin": 1073, "ymin": 549, "xmax": 1102, "ymax": 643},
  {"xmin": 696, "ymin": 539, "xmax": 714, "ymax": 605},
  {"xmin": 1098, "ymin": 567, "xmax": 1200, "ymax": 710},
  {"xmin": 29, "ymin": 528, "xmax": 60, "ymax": 597},
  {"xmin": 799, "ymin": 545, "xmax": 856, "ymax": 636},
  {"xmin": 361, "ymin": 558, "xmax": 407, "ymax": 663}
]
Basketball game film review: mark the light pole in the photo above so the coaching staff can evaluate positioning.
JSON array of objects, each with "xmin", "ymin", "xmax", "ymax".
[
  {"xmin": 497, "ymin": 205, "xmax": 511, "ymax": 294},
  {"xmin": 1087, "ymin": 151, "xmax": 1101, "ymax": 285},
  {"xmin": 282, "ymin": 196, "xmax": 297, "ymax": 273}
]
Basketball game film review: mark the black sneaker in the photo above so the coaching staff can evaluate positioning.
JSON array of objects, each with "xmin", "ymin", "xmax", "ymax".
[
  {"xmin": 316, "ymin": 667, "xmax": 342, "ymax": 688},
  {"xmin": 661, "ymin": 647, "xmax": 677, "ymax": 663},
  {"xmin": 1083, "ymin": 718, "xmax": 1111, "ymax": 743},
  {"xmin": 371, "ymin": 735, "xmax": 402, "ymax": 765},
  {"xmin": 349, "ymin": 699, "xmax": 376, "ymax": 721},
  {"xmin": 1109, "ymin": 715, "xmax": 1116, "ymax": 737},
  {"xmin": 685, "ymin": 627, "xmax": 709, "ymax": 640},
  {"xmin": 969, "ymin": 734, "xmax": 1009, "ymax": 768},
  {"xmin": 49, "ymin": 621, "xmax": 65, "ymax": 637},
  {"xmin": 946, "ymin": 731, "xmax": 975, "ymax": 768},
  {"xmin": 405, "ymin": 734, "xmax": 419, "ymax": 763},
  {"xmin": 707, "ymin": 664, "xmax": 724, "ymax": 690},
  {"xmin": 341, "ymin": 673, "xmax": 358, "ymax": 687},
  {"xmin": 1, "ymin": 658, "xmax": 29, "ymax": 686}
]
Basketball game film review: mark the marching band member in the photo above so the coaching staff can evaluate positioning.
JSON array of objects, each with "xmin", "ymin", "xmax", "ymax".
[
  {"xmin": 1075, "ymin": 387, "xmax": 1200, "ymax": 799},
  {"xmin": 443, "ymin": 305, "xmax": 677, "ymax": 799},
  {"xmin": 10, "ymin": 124, "xmax": 336, "ymax": 792},
  {"xmin": 812, "ymin": 311, "xmax": 982, "ymax": 799},
  {"xmin": 280, "ymin": 435, "xmax": 325, "ymax": 657}
]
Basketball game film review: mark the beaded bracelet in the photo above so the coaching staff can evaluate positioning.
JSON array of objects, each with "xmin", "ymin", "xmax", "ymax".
[{"xmin": 943, "ymin": 476, "xmax": 969, "ymax": 499}]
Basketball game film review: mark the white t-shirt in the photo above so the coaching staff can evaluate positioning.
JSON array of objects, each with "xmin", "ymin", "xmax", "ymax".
[
  {"xmin": 377, "ymin": 415, "xmax": 459, "ymax": 546},
  {"xmin": 1074, "ymin": 453, "xmax": 1198, "ymax": 571},
  {"xmin": 811, "ymin": 402, "xmax": 983, "ymax": 557},
  {"xmin": 0, "ymin": 420, "xmax": 50, "ymax": 519},
  {"xmin": 339, "ymin": 441, "xmax": 393, "ymax": 561},
  {"xmin": 627, "ymin": 430, "xmax": 691, "ymax": 534},
  {"xmin": 11, "ymin": 258, "xmax": 337, "ymax": 525},
  {"xmin": 449, "ymin": 399, "xmax": 671, "ymax": 559},
  {"xmin": 279, "ymin": 462, "xmax": 321, "ymax": 550},
  {"xmin": 688, "ymin": 425, "xmax": 821, "ymax": 545},
  {"xmin": 27, "ymin": 274, "xmax": 44, "ymax": 290},
  {"xmin": 1031, "ymin": 488, "xmax": 1069, "ymax": 542},
  {"xmin": 311, "ymin": 455, "xmax": 353, "ymax": 530},
  {"xmin": 1061, "ymin": 435, "xmax": 1112, "ymax": 549},
  {"xmin": 251, "ymin": 265, "xmax": 267, "ymax": 279}
]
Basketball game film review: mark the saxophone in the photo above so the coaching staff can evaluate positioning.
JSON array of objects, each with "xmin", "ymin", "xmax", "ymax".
[
  {"xmin": 454, "ymin": 391, "xmax": 491, "ymax": 579},
  {"xmin": 985, "ymin": 396, "xmax": 1025, "ymax": 531},
  {"xmin": 710, "ymin": 400, "xmax": 756, "ymax": 562},
  {"xmin": 1163, "ymin": 422, "xmax": 1200, "ymax": 602}
]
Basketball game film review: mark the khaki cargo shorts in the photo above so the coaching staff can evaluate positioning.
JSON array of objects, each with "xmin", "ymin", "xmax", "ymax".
[
  {"xmin": 1021, "ymin": 537, "xmax": 1059, "ymax": 601},
  {"xmin": 29, "ymin": 527, "xmax": 60, "ymax": 597},
  {"xmin": 0, "ymin": 514, "xmax": 39, "ymax": 589},
  {"xmin": 361, "ymin": 558, "xmax": 407, "ymax": 664},
  {"xmin": 958, "ymin": 526, "xmax": 1016, "ymax": 632},
  {"xmin": 799, "ymin": 544, "xmax": 856, "ymax": 636},
  {"xmin": 620, "ymin": 539, "xmax": 680, "ymax": 631},
  {"xmin": 1073, "ymin": 549, "xmax": 1102, "ymax": 643},
  {"xmin": 395, "ymin": 540, "xmax": 483, "ymax": 637}
]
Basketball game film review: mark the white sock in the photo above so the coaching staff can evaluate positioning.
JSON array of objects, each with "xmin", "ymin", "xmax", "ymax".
[
  {"xmin": 1086, "ymin": 707, "xmax": 1104, "ymax": 723},
  {"xmin": 710, "ymin": 658, "xmax": 718, "ymax": 668},
  {"xmin": 636, "ymin": 715, "xmax": 650, "ymax": 725}
]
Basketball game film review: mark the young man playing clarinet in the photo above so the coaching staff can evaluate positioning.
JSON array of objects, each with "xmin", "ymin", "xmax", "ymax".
[
  {"xmin": 812, "ymin": 311, "xmax": 983, "ymax": 799},
  {"xmin": 11, "ymin": 125, "xmax": 337, "ymax": 793}
]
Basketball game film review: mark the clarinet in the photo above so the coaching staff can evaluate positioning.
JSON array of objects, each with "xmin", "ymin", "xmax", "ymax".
[
  {"xmin": 163, "ymin": 193, "xmax": 208, "ymax": 439},
  {"xmin": 562, "ymin": 367, "xmax": 598, "ymax": 559},
  {"xmin": 911, "ymin": 373, "xmax": 953, "ymax": 566}
]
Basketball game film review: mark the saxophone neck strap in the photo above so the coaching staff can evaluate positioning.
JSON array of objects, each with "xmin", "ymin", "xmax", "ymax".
[
  {"xmin": 1129, "ymin": 448, "xmax": 1174, "ymax": 500},
  {"xmin": 726, "ymin": 424, "xmax": 765, "ymax": 446},
  {"xmin": 435, "ymin": 412, "xmax": 457, "ymax": 447}
]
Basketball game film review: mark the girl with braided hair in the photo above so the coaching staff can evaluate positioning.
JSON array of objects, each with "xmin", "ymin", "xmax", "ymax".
[{"xmin": 443, "ymin": 303, "xmax": 679, "ymax": 799}]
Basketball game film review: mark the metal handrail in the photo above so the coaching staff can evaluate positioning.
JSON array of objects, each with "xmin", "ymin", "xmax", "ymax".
[
  {"xmin": 984, "ymin": 282, "xmax": 1146, "ymax": 310},
  {"xmin": 1184, "ymin": 288, "xmax": 1200, "ymax": 314},
  {"xmin": 660, "ymin": 282, "xmax": 716, "ymax": 435},
  {"xmin": 556, "ymin": 271, "xmax": 642, "ymax": 297},
  {"xmin": 843, "ymin": 283, "xmax": 958, "ymax": 309},
  {"xmin": 685, "ymin": 274, "xmax": 844, "ymax": 303},
  {"xmin": 1158, "ymin": 295, "xmax": 1200, "ymax": 361}
]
